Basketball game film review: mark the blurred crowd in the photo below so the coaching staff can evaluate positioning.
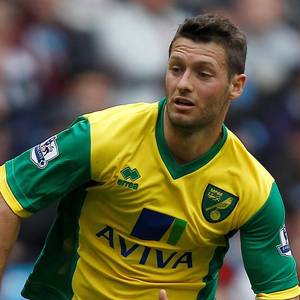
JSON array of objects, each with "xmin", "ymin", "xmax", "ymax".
[{"xmin": 1, "ymin": 0, "xmax": 300, "ymax": 299}]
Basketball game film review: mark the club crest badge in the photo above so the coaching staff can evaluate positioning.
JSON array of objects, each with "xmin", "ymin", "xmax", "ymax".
[
  {"xmin": 202, "ymin": 184, "xmax": 239, "ymax": 223},
  {"xmin": 30, "ymin": 136, "xmax": 59, "ymax": 169}
]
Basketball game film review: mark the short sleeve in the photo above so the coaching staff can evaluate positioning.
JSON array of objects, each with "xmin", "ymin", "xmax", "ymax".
[
  {"xmin": 0, "ymin": 116, "xmax": 91, "ymax": 217},
  {"xmin": 240, "ymin": 182, "xmax": 299, "ymax": 296}
]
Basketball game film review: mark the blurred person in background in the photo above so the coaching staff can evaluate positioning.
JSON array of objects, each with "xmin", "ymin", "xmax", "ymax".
[
  {"xmin": 82, "ymin": 0, "xmax": 187, "ymax": 103},
  {"xmin": 0, "ymin": 0, "xmax": 99, "ymax": 156},
  {"xmin": 20, "ymin": 0, "xmax": 100, "ymax": 98},
  {"xmin": 213, "ymin": 0, "xmax": 300, "ymax": 164},
  {"xmin": 56, "ymin": 0, "xmax": 114, "ymax": 32},
  {"xmin": 229, "ymin": 0, "xmax": 300, "ymax": 94},
  {"xmin": 0, "ymin": 0, "xmax": 42, "ymax": 153},
  {"xmin": 50, "ymin": 70, "xmax": 113, "ymax": 130}
]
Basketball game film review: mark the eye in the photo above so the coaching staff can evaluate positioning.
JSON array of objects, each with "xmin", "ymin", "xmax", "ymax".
[
  {"xmin": 198, "ymin": 71, "xmax": 212, "ymax": 79},
  {"xmin": 169, "ymin": 64, "xmax": 182, "ymax": 75}
]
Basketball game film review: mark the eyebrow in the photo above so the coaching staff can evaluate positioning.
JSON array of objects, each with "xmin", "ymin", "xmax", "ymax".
[
  {"xmin": 169, "ymin": 56, "xmax": 183, "ymax": 62},
  {"xmin": 169, "ymin": 56, "xmax": 217, "ymax": 69}
]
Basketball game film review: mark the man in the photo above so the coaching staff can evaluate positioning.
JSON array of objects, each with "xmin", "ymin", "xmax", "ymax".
[{"xmin": 0, "ymin": 13, "xmax": 299, "ymax": 300}]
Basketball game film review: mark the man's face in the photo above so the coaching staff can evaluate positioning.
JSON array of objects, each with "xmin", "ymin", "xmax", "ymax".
[{"xmin": 165, "ymin": 37, "xmax": 239, "ymax": 131}]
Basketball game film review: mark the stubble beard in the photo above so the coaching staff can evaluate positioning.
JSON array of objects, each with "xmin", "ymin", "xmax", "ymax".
[
  {"xmin": 165, "ymin": 99, "xmax": 229, "ymax": 135},
  {"xmin": 166, "ymin": 107, "xmax": 213, "ymax": 133}
]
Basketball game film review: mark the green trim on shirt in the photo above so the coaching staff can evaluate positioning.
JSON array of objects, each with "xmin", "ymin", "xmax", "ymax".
[
  {"xmin": 5, "ymin": 116, "xmax": 91, "ymax": 213},
  {"xmin": 21, "ymin": 187, "xmax": 87, "ymax": 300},
  {"xmin": 240, "ymin": 182, "xmax": 299, "ymax": 294},
  {"xmin": 197, "ymin": 244, "xmax": 229, "ymax": 300},
  {"xmin": 155, "ymin": 98, "xmax": 227, "ymax": 179}
]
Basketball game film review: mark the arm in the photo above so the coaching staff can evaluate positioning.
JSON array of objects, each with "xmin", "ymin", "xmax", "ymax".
[
  {"xmin": 241, "ymin": 182, "xmax": 300, "ymax": 300},
  {"xmin": 0, "ymin": 117, "xmax": 91, "ymax": 280},
  {"xmin": 0, "ymin": 192, "xmax": 21, "ymax": 282}
]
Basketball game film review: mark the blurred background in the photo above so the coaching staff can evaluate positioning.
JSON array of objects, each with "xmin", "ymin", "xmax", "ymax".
[{"xmin": 1, "ymin": 0, "xmax": 300, "ymax": 299}]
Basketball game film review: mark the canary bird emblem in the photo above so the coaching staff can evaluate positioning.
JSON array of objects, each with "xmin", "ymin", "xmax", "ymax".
[{"xmin": 202, "ymin": 185, "xmax": 239, "ymax": 223}]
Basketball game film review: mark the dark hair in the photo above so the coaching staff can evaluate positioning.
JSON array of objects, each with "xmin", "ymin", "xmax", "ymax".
[{"xmin": 169, "ymin": 13, "xmax": 247, "ymax": 78}]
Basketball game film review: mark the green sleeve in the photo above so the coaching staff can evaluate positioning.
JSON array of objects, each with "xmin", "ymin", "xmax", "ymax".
[
  {"xmin": 5, "ymin": 116, "xmax": 91, "ymax": 213},
  {"xmin": 240, "ymin": 182, "xmax": 299, "ymax": 294}
]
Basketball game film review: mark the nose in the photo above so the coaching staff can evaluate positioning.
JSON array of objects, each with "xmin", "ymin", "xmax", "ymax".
[{"xmin": 177, "ymin": 70, "xmax": 193, "ymax": 94}]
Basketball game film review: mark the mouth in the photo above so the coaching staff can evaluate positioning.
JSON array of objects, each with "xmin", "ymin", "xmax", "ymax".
[{"xmin": 173, "ymin": 97, "xmax": 195, "ymax": 107}]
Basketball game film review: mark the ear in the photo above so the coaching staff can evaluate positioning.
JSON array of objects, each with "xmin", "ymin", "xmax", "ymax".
[{"xmin": 228, "ymin": 74, "xmax": 247, "ymax": 100}]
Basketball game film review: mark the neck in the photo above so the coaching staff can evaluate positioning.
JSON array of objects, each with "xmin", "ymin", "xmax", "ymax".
[{"xmin": 164, "ymin": 114, "xmax": 224, "ymax": 164}]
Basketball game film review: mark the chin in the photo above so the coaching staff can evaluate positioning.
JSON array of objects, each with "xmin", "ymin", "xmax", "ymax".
[
  {"xmin": 169, "ymin": 114, "xmax": 199, "ymax": 130},
  {"xmin": 168, "ymin": 111, "xmax": 213, "ymax": 131}
]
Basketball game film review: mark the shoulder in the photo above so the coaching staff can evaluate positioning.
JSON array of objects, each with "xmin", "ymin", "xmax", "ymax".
[
  {"xmin": 85, "ymin": 101, "xmax": 159, "ymax": 127},
  {"xmin": 225, "ymin": 129, "xmax": 273, "ymax": 183},
  {"xmin": 84, "ymin": 101, "xmax": 159, "ymax": 148},
  {"xmin": 83, "ymin": 101, "xmax": 160, "ymax": 179},
  {"xmin": 223, "ymin": 128, "xmax": 275, "ymax": 227}
]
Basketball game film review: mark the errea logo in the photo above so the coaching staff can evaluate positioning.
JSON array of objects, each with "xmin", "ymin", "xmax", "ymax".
[{"xmin": 116, "ymin": 166, "xmax": 140, "ymax": 190}]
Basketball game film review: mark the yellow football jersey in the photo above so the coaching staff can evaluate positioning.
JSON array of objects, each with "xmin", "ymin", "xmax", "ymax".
[{"xmin": 0, "ymin": 98, "xmax": 299, "ymax": 300}]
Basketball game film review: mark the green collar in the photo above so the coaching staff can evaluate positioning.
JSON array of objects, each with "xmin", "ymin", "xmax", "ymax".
[{"xmin": 155, "ymin": 98, "xmax": 228, "ymax": 179}]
